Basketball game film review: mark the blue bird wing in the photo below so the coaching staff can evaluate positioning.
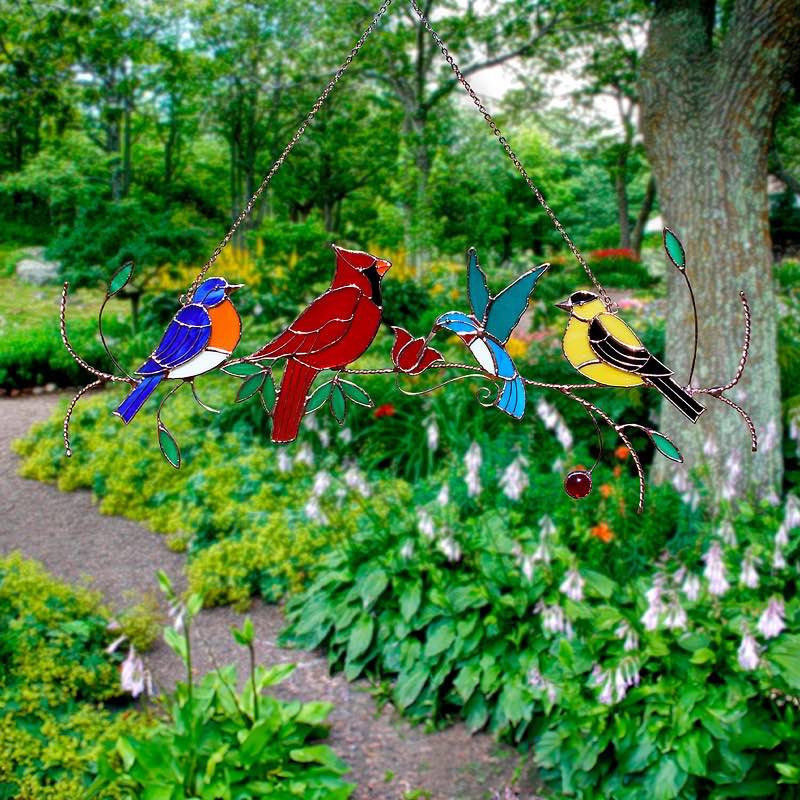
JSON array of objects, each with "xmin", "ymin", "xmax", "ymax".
[
  {"xmin": 466, "ymin": 248, "xmax": 490, "ymax": 323},
  {"xmin": 136, "ymin": 304, "xmax": 211, "ymax": 376},
  {"xmin": 496, "ymin": 374, "xmax": 526, "ymax": 419},
  {"xmin": 484, "ymin": 263, "xmax": 549, "ymax": 344},
  {"xmin": 483, "ymin": 337, "xmax": 516, "ymax": 379},
  {"xmin": 435, "ymin": 310, "xmax": 478, "ymax": 335}
]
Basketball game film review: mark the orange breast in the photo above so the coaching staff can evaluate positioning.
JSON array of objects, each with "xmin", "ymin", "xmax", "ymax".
[{"xmin": 208, "ymin": 299, "xmax": 242, "ymax": 352}]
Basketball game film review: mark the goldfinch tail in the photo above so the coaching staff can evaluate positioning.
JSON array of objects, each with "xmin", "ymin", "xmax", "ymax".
[{"xmin": 650, "ymin": 375, "xmax": 705, "ymax": 423}]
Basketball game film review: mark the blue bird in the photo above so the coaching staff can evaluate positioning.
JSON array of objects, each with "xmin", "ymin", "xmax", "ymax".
[
  {"xmin": 115, "ymin": 277, "xmax": 243, "ymax": 424},
  {"xmin": 434, "ymin": 248, "xmax": 548, "ymax": 420}
]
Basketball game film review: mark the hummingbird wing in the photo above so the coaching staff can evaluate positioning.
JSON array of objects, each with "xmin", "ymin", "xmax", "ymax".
[
  {"xmin": 136, "ymin": 304, "xmax": 211, "ymax": 376},
  {"xmin": 251, "ymin": 286, "xmax": 362, "ymax": 360},
  {"xmin": 484, "ymin": 263, "xmax": 549, "ymax": 344},
  {"xmin": 588, "ymin": 316, "xmax": 672, "ymax": 377},
  {"xmin": 467, "ymin": 248, "xmax": 490, "ymax": 323}
]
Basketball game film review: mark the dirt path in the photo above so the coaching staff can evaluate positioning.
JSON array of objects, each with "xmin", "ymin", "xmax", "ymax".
[{"xmin": 0, "ymin": 394, "xmax": 540, "ymax": 800}]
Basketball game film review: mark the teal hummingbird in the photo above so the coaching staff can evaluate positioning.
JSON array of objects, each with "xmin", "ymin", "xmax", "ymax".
[{"xmin": 434, "ymin": 248, "xmax": 548, "ymax": 419}]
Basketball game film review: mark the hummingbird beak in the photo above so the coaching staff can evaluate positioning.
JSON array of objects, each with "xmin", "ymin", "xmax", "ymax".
[
  {"xmin": 225, "ymin": 283, "xmax": 244, "ymax": 294},
  {"xmin": 555, "ymin": 299, "xmax": 572, "ymax": 313},
  {"xmin": 375, "ymin": 258, "xmax": 392, "ymax": 276}
]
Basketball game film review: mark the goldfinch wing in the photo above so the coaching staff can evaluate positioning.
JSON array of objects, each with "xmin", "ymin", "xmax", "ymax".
[{"xmin": 588, "ymin": 316, "xmax": 672, "ymax": 377}]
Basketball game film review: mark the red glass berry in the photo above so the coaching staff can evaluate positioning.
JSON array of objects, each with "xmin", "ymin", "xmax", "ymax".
[{"xmin": 564, "ymin": 469, "xmax": 592, "ymax": 499}]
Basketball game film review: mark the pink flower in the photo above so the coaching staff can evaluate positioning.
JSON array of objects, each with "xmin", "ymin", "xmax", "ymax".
[{"xmin": 757, "ymin": 598, "xmax": 786, "ymax": 639}]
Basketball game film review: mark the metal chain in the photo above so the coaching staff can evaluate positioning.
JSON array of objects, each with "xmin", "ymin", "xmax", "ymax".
[
  {"xmin": 189, "ymin": 0, "xmax": 609, "ymax": 309},
  {"xmin": 186, "ymin": 0, "xmax": 395, "ymax": 301},
  {"xmin": 407, "ymin": 0, "xmax": 613, "ymax": 310}
]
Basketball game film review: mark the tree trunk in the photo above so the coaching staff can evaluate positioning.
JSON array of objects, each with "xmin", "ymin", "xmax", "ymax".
[
  {"xmin": 640, "ymin": 0, "xmax": 800, "ymax": 500},
  {"xmin": 630, "ymin": 175, "xmax": 656, "ymax": 257}
]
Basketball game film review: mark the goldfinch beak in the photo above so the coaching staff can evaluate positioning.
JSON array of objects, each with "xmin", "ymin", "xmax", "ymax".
[{"xmin": 555, "ymin": 299, "xmax": 572, "ymax": 312}]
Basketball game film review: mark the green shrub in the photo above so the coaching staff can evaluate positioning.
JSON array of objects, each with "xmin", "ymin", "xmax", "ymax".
[
  {"xmin": 281, "ymin": 486, "xmax": 800, "ymax": 798},
  {"xmin": 91, "ymin": 574, "xmax": 355, "ymax": 799},
  {"xmin": 587, "ymin": 248, "xmax": 657, "ymax": 290},
  {"xmin": 0, "ymin": 553, "xmax": 148, "ymax": 799}
]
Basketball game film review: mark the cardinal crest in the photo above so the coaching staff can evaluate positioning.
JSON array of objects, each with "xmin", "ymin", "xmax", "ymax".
[{"xmin": 58, "ymin": 1, "xmax": 756, "ymax": 511}]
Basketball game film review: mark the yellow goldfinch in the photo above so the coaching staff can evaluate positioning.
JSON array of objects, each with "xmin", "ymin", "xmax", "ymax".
[{"xmin": 556, "ymin": 290, "xmax": 705, "ymax": 423}]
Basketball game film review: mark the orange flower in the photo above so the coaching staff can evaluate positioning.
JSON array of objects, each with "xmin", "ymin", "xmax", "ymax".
[
  {"xmin": 614, "ymin": 446, "xmax": 630, "ymax": 460},
  {"xmin": 613, "ymin": 466, "xmax": 622, "ymax": 478},
  {"xmin": 599, "ymin": 483, "xmax": 612, "ymax": 499},
  {"xmin": 590, "ymin": 522, "xmax": 614, "ymax": 543}
]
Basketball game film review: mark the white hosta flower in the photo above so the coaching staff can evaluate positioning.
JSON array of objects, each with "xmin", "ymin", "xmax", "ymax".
[
  {"xmin": 418, "ymin": 510, "xmax": 435, "ymax": 540},
  {"xmin": 305, "ymin": 416, "xmax": 318, "ymax": 431},
  {"xmin": 773, "ymin": 545, "xmax": 787, "ymax": 570},
  {"xmin": 317, "ymin": 429, "xmax": 330, "ymax": 448},
  {"xmin": 532, "ymin": 539, "xmax": 552, "ymax": 565},
  {"xmin": 555, "ymin": 421, "xmax": 573, "ymax": 451},
  {"xmin": 400, "ymin": 540, "xmax": 415, "ymax": 560},
  {"xmin": 294, "ymin": 443, "xmax": 314, "ymax": 467},
  {"xmin": 552, "ymin": 457, "xmax": 564, "ymax": 474},
  {"xmin": 168, "ymin": 601, "xmax": 186, "ymax": 634},
  {"xmin": 521, "ymin": 555, "xmax": 535, "ymax": 582},
  {"xmin": 598, "ymin": 675, "xmax": 614, "ymax": 705},
  {"xmin": 436, "ymin": 484, "xmax": 450, "ymax": 506},
  {"xmin": 277, "ymin": 451, "xmax": 292, "ymax": 473},
  {"xmin": 339, "ymin": 427, "xmax": 352, "ymax": 444},
  {"xmin": 538, "ymin": 602, "xmax": 566, "ymax": 635},
  {"xmin": 559, "ymin": 569, "xmax": 584, "ymax": 602},
  {"xmin": 527, "ymin": 667, "xmax": 558, "ymax": 703},
  {"xmin": 703, "ymin": 541, "xmax": 729, "ymax": 596},
  {"xmin": 464, "ymin": 441, "xmax": 482, "ymax": 472},
  {"xmin": 536, "ymin": 398, "xmax": 559, "ymax": 430},
  {"xmin": 663, "ymin": 596, "xmax": 687, "ymax": 631},
  {"xmin": 438, "ymin": 535, "xmax": 461, "ymax": 563},
  {"xmin": 344, "ymin": 466, "xmax": 370, "ymax": 497},
  {"xmin": 465, "ymin": 470, "xmax": 482, "ymax": 498},
  {"xmin": 775, "ymin": 524, "xmax": 789, "ymax": 548},
  {"xmin": 764, "ymin": 490, "xmax": 781, "ymax": 507},
  {"xmin": 681, "ymin": 572, "xmax": 701, "ymax": 602},
  {"xmin": 757, "ymin": 598, "xmax": 786, "ymax": 640},
  {"xmin": 539, "ymin": 515, "xmax": 556, "ymax": 538},
  {"xmin": 312, "ymin": 470, "xmax": 332, "ymax": 497},
  {"xmin": 785, "ymin": 494, "xmax": 800, "ymax": 529},
  {"xmin": 426, "ymin": 419, "xmax": 439, "ymax": 452},
  {"xmin": 500, "ymin": 456, "xmax": 529, "ymax": 501},
  {"xmin": 739, "ymin": 551, "xmax": 760, "ymax": 589},
  {"xmin": 616, "ymin": 622, "xmax": 639, "ymax": 652},
  {"xmin": 121, "ymin": 647, "xmax": 146, "ymax": 698},
  {"xmin": 718, "ymin": 520, "xmax": 737, "ymax": 548},
  {"xmin": 737, "ymin": 632, "xmax": 761, "ymax": 671},
  {"xmin": 304, "ymin": 498, "xmax": 328, "ymax": 525}
]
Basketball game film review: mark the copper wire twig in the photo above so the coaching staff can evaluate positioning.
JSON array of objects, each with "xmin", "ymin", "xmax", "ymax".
[{"xmin": 60, "ymin": 282, "xmax": 135, "ymax": 457}]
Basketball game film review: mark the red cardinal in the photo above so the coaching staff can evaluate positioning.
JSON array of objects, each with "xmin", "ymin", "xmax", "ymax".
[{"xmin": 251, "ymin": 245, "xmax": 392, "ymax": 443}]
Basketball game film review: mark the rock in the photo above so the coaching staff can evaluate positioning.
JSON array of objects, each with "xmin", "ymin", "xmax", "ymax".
[
  {"xmin": 44, "ymin": 382, "xmax": 57, "ymax": 393},
  {"xmin": 16, "ymin": 247, "xmax": 60, "ymax": 285},
  {"xmin": 32, "ymin": 386, "xmax": 44, "ymax": 395}
]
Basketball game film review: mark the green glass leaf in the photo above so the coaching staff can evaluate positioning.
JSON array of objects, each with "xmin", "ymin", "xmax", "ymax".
[
  {"xmin": 339, "ymin": 379, "xmax": 373, "ymax": 407},
  {"xmin": 222, "ymin": 362, "xmax": 262, "ymax": 377},
  {"xmin": 649, "ymin": 430, "xmax": 683, "ymax": 463},
  {"xmin": 157, "ymin": 422, "xmax": 181, "ymax": 469},
  {"xmin": 261, "ymin": 372, "xmax": 276, "ymax": 412},
  {"xmin": 663, "ymin": 228, "xmax": 686, "ymax": 271},
  {"xmin": 108, "ymin": 261, "xmax": 135, "ymax": 296},
  {"xmin": 236, "ymin": 373, "xmax": 264, "ymax": 403},
  {"xmin": 330, "ymin": 384, "xmax": 346, "ymax": 424},
  {"xmin": 305, "ymin": 381, "xmax": 332, "ymax": 414}
]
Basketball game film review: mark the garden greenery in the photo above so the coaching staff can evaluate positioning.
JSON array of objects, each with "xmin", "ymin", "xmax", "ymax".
[{"xmin": 0, "ymin": 553, "xmax": 147, "ymax": 800}]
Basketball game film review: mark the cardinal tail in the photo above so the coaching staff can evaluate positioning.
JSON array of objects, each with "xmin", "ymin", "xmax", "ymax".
[
  {"xmin": 114, "ymin": 375, "xmax": 163, "ymax": 424},
  {"xmin": 650, "ymin": 375, "xmax": 705, "ymax": 423},
  {"xmin": 272, "ymin": 360, "xmax": 318, "ymax": 443}
]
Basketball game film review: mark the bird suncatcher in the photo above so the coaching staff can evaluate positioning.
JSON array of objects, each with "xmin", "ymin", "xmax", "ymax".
[{"xmin": 59, "ymin": 0, "xmax": 756, "ymax": 512}]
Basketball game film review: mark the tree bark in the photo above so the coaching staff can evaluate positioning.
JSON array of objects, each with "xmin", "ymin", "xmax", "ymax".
[{"xmin": 640, "ymin": 0, "xmax": 800, "ymax": 499}]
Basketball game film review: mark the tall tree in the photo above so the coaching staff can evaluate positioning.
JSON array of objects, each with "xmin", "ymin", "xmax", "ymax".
[{"xmin": 640, "ymin": 0, "xmax": 800, "ymax": 497}]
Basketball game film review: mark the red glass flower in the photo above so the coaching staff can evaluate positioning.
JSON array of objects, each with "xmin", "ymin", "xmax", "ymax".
[{"xmin": 391, "ymin": 327, "xmax": 443, "ymax": 375}]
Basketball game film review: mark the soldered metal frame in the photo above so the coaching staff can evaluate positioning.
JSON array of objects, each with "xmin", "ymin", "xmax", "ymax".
[{"xmin": 57, "ymin": 0, "xmax": 757, "ymax": 509}]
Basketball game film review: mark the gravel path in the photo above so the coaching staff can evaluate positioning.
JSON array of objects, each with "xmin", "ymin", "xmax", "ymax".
[{"xmin": 0, "ymin": 393, "xmax": 540, "ymax": 800}]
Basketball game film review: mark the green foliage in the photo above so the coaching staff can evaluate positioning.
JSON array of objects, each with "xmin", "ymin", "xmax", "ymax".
[
  {"xmin": 91, "ymin": 587, "xmax": 354, "ymax": 800},
  {"xmin": 0, "ymin": 553, "xmax": 147, "ymax": 799},
  {"xmin": 282, "ymin": 488, "xmax": 800, "ymax": 798}
]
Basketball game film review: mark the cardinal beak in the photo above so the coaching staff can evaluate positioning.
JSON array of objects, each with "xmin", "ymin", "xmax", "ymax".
[
  {"xmin": 375, "ymin": 258, "xmax": 392, "ymax": 276},
  {"xmin": 225, "ymin": 283, "xmax": 244, "ymax": 294},
  {"xmin": 555, "ymin": 298, "xmax": 572, "ymax": 313}
]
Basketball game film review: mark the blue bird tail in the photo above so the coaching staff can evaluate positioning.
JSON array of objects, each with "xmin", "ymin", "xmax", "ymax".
[
  {"xmin": 496, "ymin": 375, "xmax": 526, "ymax": 419},
  {"xmin": 115, "ymin": 375, "xmax": 163, "ymax": 424}
]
